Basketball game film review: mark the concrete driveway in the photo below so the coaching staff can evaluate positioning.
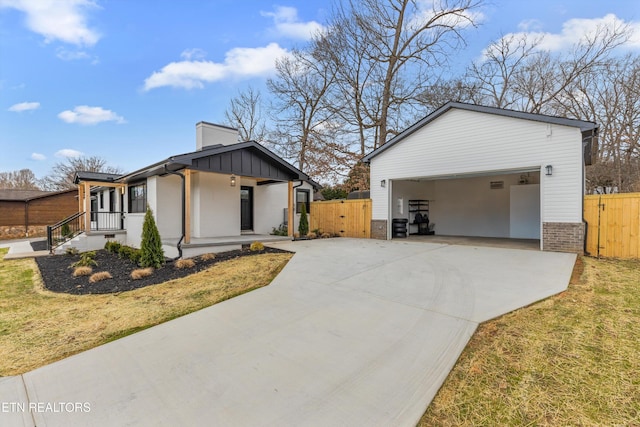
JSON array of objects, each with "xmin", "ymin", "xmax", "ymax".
[{"xmin": 1, "ymin": 239, "xmax": 576, "ymax": 426}]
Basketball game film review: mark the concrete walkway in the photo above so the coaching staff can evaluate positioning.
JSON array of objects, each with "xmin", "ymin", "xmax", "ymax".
[
  {"xmin": 0, "ymin": 238, "xmax": 48, "ymax": 260},
  {"xmin": 0, "ymin": 239, "xmax": 576, "ymax": 426}
]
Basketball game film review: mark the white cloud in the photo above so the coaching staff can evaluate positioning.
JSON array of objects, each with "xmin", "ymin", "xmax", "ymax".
[
  {"xmin": 180, "ymin": 48, "xmax": 207, "ymax": 61},
  {"xmin": 56, "ymin": 47, "xmax": 98, "ymax": 64},
  {"xmin": 518, "ymin": 19, "xmax": 542, "ymax": 32},
  {"xmin": 411, "ymin": 0, "xmax": 484, "ymax": 30},
  {"xmin": 58, "ymin": 105, "xmax": 126, "ymax": 125},
  {"xmin": 261, "ymin": 6, "xmax": 324, "ymax": 40},
  {"xmin": 0, "ymin": 0, "xmax": 100, "ymax": 46},
  {"xmin": 55, "ymin": 149, "xmax": 83, "ymax": 158},
  {"xmin": 498, "ymin": 14, "xmax": 640, "ymax": 54},
  {"xmin": 31, "ymin": 152, "xmax": 46, "ymax": 161},
  {"xmin": 143, "ymin": 43, "xmax": 289, "ymax": 91},
  {"xmin": 8, "ymin": 101, "xmax": 40, "ymax": 112}
]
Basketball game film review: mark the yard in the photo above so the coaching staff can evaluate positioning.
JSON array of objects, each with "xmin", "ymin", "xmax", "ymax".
[
  {"xmin": 420, "ymin": 256, "xmax": 640, "ymax": 426},
  {"xmin": 0, "ymin": 247, "xmax": 292, "ymax": 376}
]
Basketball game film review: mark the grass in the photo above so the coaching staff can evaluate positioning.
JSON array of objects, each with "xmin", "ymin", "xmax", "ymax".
[
  {"xmin": 0, "ymin": 248, "xmax": 292, "ymax": 376},
  {"xmin": 419, "ymin": 256, "xmax": 640, "ymax": 426}
]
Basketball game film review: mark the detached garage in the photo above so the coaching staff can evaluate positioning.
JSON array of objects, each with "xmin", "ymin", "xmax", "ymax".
[{"xmin": 362, "ymin": 102, "xmax": 598, "ymax": 253}]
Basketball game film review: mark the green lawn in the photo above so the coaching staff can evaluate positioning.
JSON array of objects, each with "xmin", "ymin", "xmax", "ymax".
[{"xmin": 420, "ymin": 256, "xmax": 640, "ymax": 426}]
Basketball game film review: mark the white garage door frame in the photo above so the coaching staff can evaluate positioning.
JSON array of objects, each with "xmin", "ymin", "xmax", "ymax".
[{"xmin": 387, "ymin": 166, "xmax": 544, "ymax": 248}]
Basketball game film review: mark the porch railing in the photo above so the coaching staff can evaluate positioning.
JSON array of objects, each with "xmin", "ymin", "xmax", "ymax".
[
  {"xmin": 90, "ymin": 211, "xmax": 125, "ymax": 231},
  {"xmin": 47, "ymin": 211, "xmax": 86, "ymax": 253}
]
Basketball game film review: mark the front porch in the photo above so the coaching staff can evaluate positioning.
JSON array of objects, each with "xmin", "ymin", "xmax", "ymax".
[{"xmin": 162, "ymin": 234, "xmax": 292, "ymax": 258}]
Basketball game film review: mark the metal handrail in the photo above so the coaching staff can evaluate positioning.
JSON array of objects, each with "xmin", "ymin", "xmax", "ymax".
[{"xmin": 47, "ymin": 211, "xmax": 86, "ymax": 253}]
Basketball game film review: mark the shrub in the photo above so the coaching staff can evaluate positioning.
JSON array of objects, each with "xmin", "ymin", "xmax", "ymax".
[
  {"xmin": 249, "ymin": 241, "xmax": 265, "ymax": 252},
  {"xmin": 65, "ymin": 247, "xmax": 79, "ymax": 256},
  {"xmin": 321, "ymin": 232, "xmax": 332, "ymax": 238},
  {"xmin": 200, "ymin": 253, "xmax": 216, "ymax": 261},
  {"xmin": 72, "ymin": 266, "xmax": 93, "ymax": 277},
  {"xmin": 60, "ymin": 223, "xmax": 72, "ymax": 238},
  {"xmin": 298, "ymin": 203, "xmax": 309, "ymax": 236},
  {"xmin": 71, "ymin": 251, "xmax": 97, "ymax": 268},
  {"xmin": 104, "ymin": 241, "xmax": 122, "ymax": 254},
  {"xmin": 307, "ymin": 232, "xmax": 317, "ymax": 239},
  {"xmin": 130, "ymin": 268, "xmax": 153, "ymax": 280},
  {"xmin": 139, "ymin": 207, "xmax": 165, "ymax": 269},
  {"xmin": 118, "ymin": 245, "xmax": 141, "ymax": 264},
  {"xmin": 270, "ymin": 224, "xmax": 288, "ymax": 236},
  {"xmin": 89, "ymin": 271, "xmax": 112, "ymax": 283},
  {"xmin": 174, "ymin": 259, "xmax": 195, "ymax": 269}
]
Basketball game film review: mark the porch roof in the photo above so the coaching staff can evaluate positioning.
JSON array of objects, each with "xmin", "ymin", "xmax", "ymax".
[{"xmin": 117, "ymin": 141, "xmax": 315, "ymax": 186}]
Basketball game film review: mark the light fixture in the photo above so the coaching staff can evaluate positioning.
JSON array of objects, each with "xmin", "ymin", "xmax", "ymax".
[
  {"xmin": 230, "ymin": 175, "xmax": 237, "ymax": 187},
  {"xmin": 380, "ymin": 179, "xmax": 386, "ymax": 188},
  {"xmin": 545, "ymin": 165, "xmax": 553, "ymax": 176}
]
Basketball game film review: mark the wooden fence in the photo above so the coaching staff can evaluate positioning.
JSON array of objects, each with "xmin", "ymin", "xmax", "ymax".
[
  {"xmin": 310, "ymin": 199, "xmax": 371, "ymax": 238},
  {"xmin": 584, "ymin": 193, "xmax": 640, "ymax": 258}
]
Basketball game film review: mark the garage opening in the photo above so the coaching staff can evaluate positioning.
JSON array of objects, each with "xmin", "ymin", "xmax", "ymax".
[{"xmin": 391, "ymin": 170, "xmax": 541, "ymax": 247}]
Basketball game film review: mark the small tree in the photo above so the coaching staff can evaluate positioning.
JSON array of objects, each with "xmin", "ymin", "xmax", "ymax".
[
  {"xmin": 139, "ymin": 207, "xmax": 164, "ymax": 268},
  {"xmin": 298, "ymin": 203, "xmax": 309, "ymax": 236}
]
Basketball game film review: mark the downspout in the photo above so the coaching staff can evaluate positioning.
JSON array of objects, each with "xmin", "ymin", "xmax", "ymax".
[
  {"xmin": 164, "ymin": 165, "xmax": 185, "ymax": 259},
  {"xmin": 24, "ymin": 200, "xmax": 29, "ymax": 237},
  {"xmin": 582, "ymin": 130, "xmax": 596, "ymax": 256}
]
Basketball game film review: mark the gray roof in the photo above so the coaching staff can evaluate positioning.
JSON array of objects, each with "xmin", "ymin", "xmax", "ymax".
[
  {"xmin": 74, "ymin": 171, "xmax": 122, "ymax": 184},
  {"xmin": 117, "ymin": 141, "xmax": 318, "ymax": 187},
  {"xmin": 362, "ymin": 102, "xmax": 599, "ymax": 163},
  {"xmin": 0, "ymin": 188, "xmax": 75, "ymax": 202}
]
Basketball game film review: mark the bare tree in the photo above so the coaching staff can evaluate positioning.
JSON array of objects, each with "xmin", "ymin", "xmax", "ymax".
[
  {"xmin": 0, "ymin": 169, "xmax": 40, "ymax": 190},
  {"xmin": 267, "ymin": 49, "xmax": 345, "ymax": 181},
  {"xmin": 40, "ymin": 156, "xmax": 123, "ymax": 191},
  {"xmin": 323, "ymin": 0, "xmax": 483, "ymax": 149},
  {"xmin": 224, "ymin": 86, "xmax": 268, "ymax": 142}
]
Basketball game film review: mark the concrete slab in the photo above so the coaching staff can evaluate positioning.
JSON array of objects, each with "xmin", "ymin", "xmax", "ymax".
[
  {"xmin": 0, "ymin": 376, "xmax": 32, "ymax": 426},
  {"xmin": 7, "ymin": 238, "xmax": 575, "ymax": 427}
]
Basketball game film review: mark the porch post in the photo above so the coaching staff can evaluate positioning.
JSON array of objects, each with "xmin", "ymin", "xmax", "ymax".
[
  {"xmin": 78, "ymin": 184, "xmax": 83, "ymax": 213},
  {"xmin": 83, "ymin": 181, "xmax": 91, "ymax": 231},
  {"xmin": 184, "ymin": 169, "xmax": 191, "ymax": 244},
  {"xmin": 288, "ymin": 181, "xmax": 294, "ymax": 236}
]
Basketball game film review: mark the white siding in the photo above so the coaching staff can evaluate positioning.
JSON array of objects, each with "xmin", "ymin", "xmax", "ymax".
[
  {"xmin": 253, "ymin": 181, "xmax": 314, "ymax": 234},
  {"xmin": 371, "ymin": 108, "xmax": 583, "ymax": 224},
  {"xmin": 152, "ymin": 175, "xmax": 182, "ymax": 239},
  {"xmin": 191, "ymin": 172, "xmax": 240, "ymax": 237}
]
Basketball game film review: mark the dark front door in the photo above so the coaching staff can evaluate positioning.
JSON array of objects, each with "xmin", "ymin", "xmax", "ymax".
[{"xmin": 240, "ymin": 186, "xmax": 253, "ymax": 231}]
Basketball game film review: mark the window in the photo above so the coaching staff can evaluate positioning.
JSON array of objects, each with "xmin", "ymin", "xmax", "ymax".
[
  {"xmin": 99, "ymin": 192, "xmax": 104, "ymax": 209},
  {"xmin": 296, "ymin": 189, "xmax": 310, "ymax": 213},
  {"xmin": 128, "ymin": 183, "xmax": 146, "ymax": 213}
]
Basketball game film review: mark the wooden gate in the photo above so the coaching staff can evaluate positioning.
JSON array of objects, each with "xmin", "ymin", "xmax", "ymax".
[
  {"xmin": 310, "ymin": 199, "xmax": 371, "ymax": 238},
  {"xmin": 584, "ymin": 193, "xmax": 640, "ymax": 258}
]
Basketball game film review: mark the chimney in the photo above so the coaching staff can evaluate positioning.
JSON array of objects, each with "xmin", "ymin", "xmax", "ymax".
[{"xmin": 196, "ymin": 122, "xmax": 239, "ymax": 150}]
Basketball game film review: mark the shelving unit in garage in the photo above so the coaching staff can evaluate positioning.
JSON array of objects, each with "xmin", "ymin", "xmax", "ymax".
[{"xmin": 408, "ymin": 199, "xmax": 434, "ymax": 235}]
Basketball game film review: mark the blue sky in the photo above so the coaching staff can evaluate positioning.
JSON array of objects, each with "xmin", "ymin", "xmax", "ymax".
[{"xmin": 1, "ymin": 0, "xmax": 639, "ymax": 180}]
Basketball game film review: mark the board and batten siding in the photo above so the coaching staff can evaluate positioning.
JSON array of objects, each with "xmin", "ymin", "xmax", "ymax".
[{"xmin": 370, "ymin": 108, "xmax": 584, "ymax": 224}]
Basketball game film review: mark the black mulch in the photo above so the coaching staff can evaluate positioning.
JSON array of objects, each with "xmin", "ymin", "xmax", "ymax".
[
  {"xmin": 30, "ymin": 240, "xmax": 48, "ymax": 251},
  {"xmin": 35, "ymin": 246, "xmax": 291, "ymax": 295}
]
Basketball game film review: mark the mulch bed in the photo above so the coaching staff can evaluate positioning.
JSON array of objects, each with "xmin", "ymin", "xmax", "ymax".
[{"xmin": 35, "ymin": 246, "xmax": 290, "ymax": 295}]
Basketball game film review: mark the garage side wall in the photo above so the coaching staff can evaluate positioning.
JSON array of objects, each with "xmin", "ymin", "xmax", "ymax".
[{"xmin": 370, "ymin": 108, "xmax": 584, "ymax": 251}]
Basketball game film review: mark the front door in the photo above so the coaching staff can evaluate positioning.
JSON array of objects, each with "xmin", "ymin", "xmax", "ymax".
[{"xmin": 240, "ymin": 186, "xmax": 253, "ymax": 231}]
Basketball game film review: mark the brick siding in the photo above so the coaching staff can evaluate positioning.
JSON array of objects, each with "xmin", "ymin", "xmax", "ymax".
[
  {"xmin": 542, "ymin": 222, "xmax": 584, "ymax": 254},
  {"xmin": 371, "ymin": 220, "xmax": 388, "ymax": 240}
]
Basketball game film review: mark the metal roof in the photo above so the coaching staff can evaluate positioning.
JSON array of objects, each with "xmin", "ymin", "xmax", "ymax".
[
  {"xmin": 116, "ymin": 141, "xmax": 315, "ymax": 186},
  {"xmin": 73, "ymin": 171, "xmax": 122, "ymax": 184},
  {"xmin": 362, "ymin": 102, "xmax": 599, "ymax": 163}
]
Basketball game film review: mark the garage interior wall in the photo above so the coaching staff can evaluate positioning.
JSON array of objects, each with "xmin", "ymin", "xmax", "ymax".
[{"xmin": 392, "ymin": 172, "xmax": 540, "ymax": 238}]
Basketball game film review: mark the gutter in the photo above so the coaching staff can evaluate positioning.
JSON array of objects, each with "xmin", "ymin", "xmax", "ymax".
[{"xmin": 164, "ymin": 165, "xmax": 185, "ymax": 259}]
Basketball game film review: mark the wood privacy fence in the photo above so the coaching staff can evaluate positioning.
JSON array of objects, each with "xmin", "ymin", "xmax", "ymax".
[
  {"xmin": 310, "ymin": 199, "xmax": 371, "ymax": 238},
  {"xmin": 584, "ymin": 193, "xmax": 640, "ymax": 259}
]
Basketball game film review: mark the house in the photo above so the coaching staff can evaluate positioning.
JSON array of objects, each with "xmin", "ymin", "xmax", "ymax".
[
  {"xmin": 56, "ymin": 122, "xmax": 317, "ymax": 257},
  {"xmin": 362, "ymin": 102, "xmax": 598, "ymax": 254},
  {"xmin": 0, "ymin": 189, "xmax": 77, "ymax": 240}
]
